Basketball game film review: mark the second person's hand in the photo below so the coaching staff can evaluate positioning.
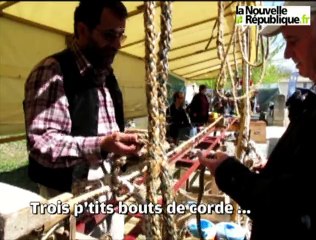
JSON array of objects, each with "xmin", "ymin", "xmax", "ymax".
[{"xmin": 197, "ymin": 150, "xmax": 230, "ymax": 175}]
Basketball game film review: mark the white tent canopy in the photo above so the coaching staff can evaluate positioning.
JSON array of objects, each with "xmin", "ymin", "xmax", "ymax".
[{"xmin": 0, "ymin": 1, "xmax": 250, "ymax": 135}]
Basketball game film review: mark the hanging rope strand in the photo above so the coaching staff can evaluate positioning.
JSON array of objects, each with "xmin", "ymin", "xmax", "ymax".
[
  {"xmin": 215, "ymin": 2, "xmax": 269, "ymax": 102},
  {"xmin": 224, "ymin": 28, "xmax": 240, "ymax": 116},
  {"xmin": 157, "ymin": 1, "xmax": 171, "ymax": 146},
  {"xmin": 237, "ymin": 24, "xmax": 264, "ymax": 67},
  {"xmin": 157, "ymin": 1, "xmax": 177, "ymax": 239},
  {"xmin": 144, "ymin": 1, "xmax": 162, "ymax": 239},
  {"xmin": 233, "ymin": 26, "xmax": 238, "ymax": 73},
  {"xmin": 229, "ymin": 25, "xmax": 240, "ymax": 116},
  {"xmin": 215, "ymin": 20, "xmax": 237, "ymax": 100},
  {"xmin": 215, "ymin": 1, "xmax": 238, "ymax": 100},
  {"xmin": 232, "ymin": 23, "xmax": 241, "ymax": 116},
  {"xmin": 215, "ymin": 26, "xmax": 266, "ymax": 101},
  {"xmin": 214, "ymin": 2, "xmax": 241, "ymax": 116},
  {"xmin": 216, "ymin": 1, "xmax": 227, "ymax": 89},
  {"xmin": 252, "ymin": 35, "xmax": 269, "ymax": 88}
]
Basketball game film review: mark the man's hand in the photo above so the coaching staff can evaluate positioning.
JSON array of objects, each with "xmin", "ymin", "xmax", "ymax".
[
  {"xmin": 100, "ymin": 132, "xmax": 142, "ymax": 156},
  {"xmin": 197, "ymin": 150, "xmax": 230, "ymax": 175},
  {"xmin": 252, "ymin": 162, "xmax": 267, "ymax": 172}
]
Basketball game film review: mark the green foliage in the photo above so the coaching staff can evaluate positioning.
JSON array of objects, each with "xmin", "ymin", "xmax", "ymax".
[
  {"xmin": 190, "ymin": 63, "xmax": 291, "ymax": 90},
  {"xmin": 251, "ymin": 34, "xmax": 291, "ymax": 84},
  {"xmin": 252, "ymin": 64, "xmax": 291, "ymax": 84},
  {"xmin": 188, "ymin": 35, "xmax": 291, "ymax": 88}
]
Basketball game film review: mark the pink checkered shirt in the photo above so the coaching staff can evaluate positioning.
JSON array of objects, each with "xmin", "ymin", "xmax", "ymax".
[{"xmin": 24, "ymin": 41, "xmax": 119, "ymax": 168}]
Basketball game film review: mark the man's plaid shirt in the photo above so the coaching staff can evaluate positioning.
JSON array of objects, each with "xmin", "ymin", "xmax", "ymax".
[{"xmin": 24, "ymin": 41, "xmax": 119, "ymax": 169}]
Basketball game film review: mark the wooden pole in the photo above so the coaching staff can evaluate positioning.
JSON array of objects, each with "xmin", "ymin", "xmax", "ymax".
[{"xmin": 233, "ymin": 23, "xmax": 251, "ymax": 223}]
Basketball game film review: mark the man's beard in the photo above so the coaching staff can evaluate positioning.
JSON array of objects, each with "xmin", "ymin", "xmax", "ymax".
[{"xmin": 83, "ymin": 41, "xmax": 117, "ymax": 70}]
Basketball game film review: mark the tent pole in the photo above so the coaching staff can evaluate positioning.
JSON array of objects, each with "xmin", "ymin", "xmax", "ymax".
[{"xmin": 0, "ymin": 1, "xmax": 19, "ymax": 12}]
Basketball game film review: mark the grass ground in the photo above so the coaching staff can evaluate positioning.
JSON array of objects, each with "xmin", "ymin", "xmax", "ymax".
[{"xmin": 0, "ymin": 139, "xmax": 37, "ymax": 193}]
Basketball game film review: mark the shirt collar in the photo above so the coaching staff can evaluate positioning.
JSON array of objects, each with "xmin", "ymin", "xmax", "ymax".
[
  {"xmin": 70, "ymin": 39, "xmax": 92, "ymax": 76},
  {"xmin": 69, "ymin": 39, "xmax": 113, "ymax": 86}
]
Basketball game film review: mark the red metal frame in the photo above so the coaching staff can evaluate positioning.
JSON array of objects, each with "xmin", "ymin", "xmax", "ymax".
[
  {"xmin": 124, "ymin": 117, "xmax": 237, "ymax": 239},
  {"xmin": 75, "ymin": 117, "xmax": 237, "ymax": 239}
]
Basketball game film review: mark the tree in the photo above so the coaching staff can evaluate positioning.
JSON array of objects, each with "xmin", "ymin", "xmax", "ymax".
[{"xmin": 251, "ymin": 34, "xmax": 291, "ymax": 85}]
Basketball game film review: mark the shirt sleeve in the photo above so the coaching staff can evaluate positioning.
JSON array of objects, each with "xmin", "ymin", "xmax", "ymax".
[{"xmin": 24, "ymin": 58, "xmax": 103, "ymax": 168}]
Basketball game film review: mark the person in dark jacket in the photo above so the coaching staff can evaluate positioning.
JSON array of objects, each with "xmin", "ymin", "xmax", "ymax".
[
  {"xmin": 24, "ymin": 1, "xmax": 141, "ymax": 238},
  {"xmin": 198, "ymin": 2, "xmax": 316, "ymax": 239},
  {"xmin": 167, "ymin": 91, "xmax": 193, "ymax": 144},
  {"xmin": 188, "ymin": 84, "xmax": 210, "ymax": 126},
  {"xmin": 286, "ymin": 89, "xmax": 304, "ymax": 121}
]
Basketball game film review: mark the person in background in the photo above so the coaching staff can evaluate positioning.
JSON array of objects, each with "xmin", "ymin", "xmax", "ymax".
[
  {"xmin": 198, "ymin": 1, "xmax": 316, "ymax": 239},
  {"xmin": 167, "ymin": 91, "xmax": 193, "ymax": 144},
  {"xmin": 188, "ymin": 84, "xmax": 210, "ymax": 126},
  {"xmin": 223, "ymin": 90, "xmax": 235, "ymax": 116},
  {"xmin": 212, "ymin": 89, "xmax": 225, "ymax": 114},
  {"xmin": 250, "ymin": 90, "xmax": 260, "ymax": 114},
  {"xmin": 23, "ymin": 1, "xmax": 141, "ymax": 238}
]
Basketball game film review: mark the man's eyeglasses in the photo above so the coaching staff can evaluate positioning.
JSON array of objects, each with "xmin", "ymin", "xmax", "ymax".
[{"xmin": 95, "ymin": 28, "xmax": 127, "ymax": 44}]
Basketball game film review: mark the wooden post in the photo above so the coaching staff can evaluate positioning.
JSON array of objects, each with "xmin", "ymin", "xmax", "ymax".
[{"xmin": 233, "ymin": 23, "xmax": 251, "ymax": 223}]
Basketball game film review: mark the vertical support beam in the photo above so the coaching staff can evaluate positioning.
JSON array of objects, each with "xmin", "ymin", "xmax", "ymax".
[
  {"xmin": 248, "ymin": 2, "xmax": 259, "ymax": 76},
  {"xmin": 233, "ymin": 2, "xmax": 253, "ymax": 223}
]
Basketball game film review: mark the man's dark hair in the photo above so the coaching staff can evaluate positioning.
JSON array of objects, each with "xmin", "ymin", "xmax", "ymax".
[
  {"xmin": 74, "ymin": 1, "xmax": 128, "ymax": 38},
  {"xmin": 199, "ymin": 85, "xmax": 207, "ymax": 92}
]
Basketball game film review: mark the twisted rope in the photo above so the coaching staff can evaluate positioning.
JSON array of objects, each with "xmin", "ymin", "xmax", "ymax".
[
  {"xmin": 157, "ymin": 1, "xmax": 171, "ymax": 145},
  {"xmin": 144, "ymin": 1, "xmax": 163, "ymax": 239},
  {"xmin": 235, "ymin": 26, "xmax": 251, "ymax": 159},
  {"xmin": 215, "ymin": 5, "xmax": 249, "ymax": 102},
  {"xmin": 196, "ymin": 166, "xmax": 206, "ymax": 240},
  {"xmin": 233, "ymin": 24, "xmax": 251, "ymax": 224},
  {"xmin": 212, "ymin": 1, "xmax": 268, "ymax": 225},
  {"xmin": 110, "ymin": 133, "xmax": 148, "ymax": 201},
  {"xmin": 232, "ymin": 24, "xmax": 241, "ymax": 117},
  {"xmin": 233, "ymin": 25, "xmax": 239, "ymax": 76},
  {"xmin": 191, "ymin": 5, "xmax": 230, "ymax": 236},
  {"xmin": 111, "ymin": 156, "xmax": 124, "ymax": 199},
  {"xmin": 215, "ymin": 2, "xmax": 242, "ymax": 119},
  {"xmin": 157, "ymin": 2, "xmax": 177, "ymax": 239},
  {"xmin": 237, "ymin": 23, "xmax": 264, "ymax": 68},
  {"xmin": 216, "ymin": 1, "xmax": 227, "ymax": 90},
  {"xmin": 226, "ymin": 25, "xmax": 240, "ymax": 117},
  {"xmin": 215, "ymin": 2, "xmax": 269, "ymax": 103}
]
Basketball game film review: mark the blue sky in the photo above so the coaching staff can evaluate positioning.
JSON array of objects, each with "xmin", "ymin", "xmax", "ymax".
[{"xmin": 262, "ymin": 1, "xmax": 297, "ymax": 73}]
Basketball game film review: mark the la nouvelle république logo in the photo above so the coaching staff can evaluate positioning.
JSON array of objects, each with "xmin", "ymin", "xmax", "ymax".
[{"xmin": 236, "ymin": 5, "xmax": 311, "ymax": 26}]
